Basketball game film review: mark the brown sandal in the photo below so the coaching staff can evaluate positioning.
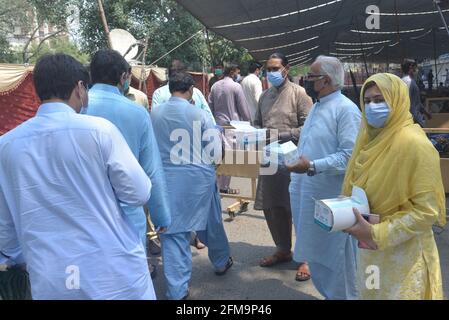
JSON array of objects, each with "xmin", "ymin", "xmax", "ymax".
[
  {"xmin": 295, "ymin": 262, "xmax": 311, "ymax": 281},
  {"xmin": 259, "ymin": 252, "xmax": 292, "ymax": 267}
]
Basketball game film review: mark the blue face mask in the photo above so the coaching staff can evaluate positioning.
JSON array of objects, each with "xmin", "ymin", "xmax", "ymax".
[
  {"xmin": 267, "ymin": 71, "xmax": 285, "ymax": 87},
  {"xmin": 365, "ymin": 102, "xmax": 390, "ymax": 128},
  {"xmin": 123, "ymin": 79, "xmax": 130, "ymax": 93}
]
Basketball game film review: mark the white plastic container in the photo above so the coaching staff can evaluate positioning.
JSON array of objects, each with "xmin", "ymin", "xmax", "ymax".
[
  {"xmin": 314, "ymin": 186, "xmax": 371, "ymax": 232},
  {"xmin": 263, "ymin": 140, "xmax": 299, "ymax": 166}
]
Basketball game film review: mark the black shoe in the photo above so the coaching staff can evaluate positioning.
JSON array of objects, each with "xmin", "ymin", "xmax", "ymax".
[
  {"xmin": 215, "ymin": 257, "xmax": 233, "ymax": 276},
  {"xmin": 148, "ymin": 238, "xmax": 161, "ymax": 256}
]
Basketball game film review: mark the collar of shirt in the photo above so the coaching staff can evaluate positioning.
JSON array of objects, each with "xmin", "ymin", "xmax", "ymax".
[
  {"xmin": 169, "ymin": 96, "xmax": 190, "ymax": 104},
  {"xmin": 317, "ymin": 90, "xmax": 342, "ymax": 104},
  {"xmin": 91, "ymin": 83, "xmax": 122, "ymax": 96},
  {"xmin": 36, "ymin": 102, "xmax": 76, "ymax": 116}
]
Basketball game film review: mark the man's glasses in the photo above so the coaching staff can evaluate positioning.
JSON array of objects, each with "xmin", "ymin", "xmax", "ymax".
[{"xmin": 304, "ymin": 73, "xmax": 326, "ymax": 81}]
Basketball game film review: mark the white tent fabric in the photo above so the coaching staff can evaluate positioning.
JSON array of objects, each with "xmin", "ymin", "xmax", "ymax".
[{"xmin": 175, "ymin": 0, "xmax": 449, "ymax": 64}]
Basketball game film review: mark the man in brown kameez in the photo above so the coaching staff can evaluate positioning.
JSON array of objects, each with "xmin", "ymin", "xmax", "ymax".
[{"xmin": 254, "ymin": 52, "xmax": 313, "ymax": 281}]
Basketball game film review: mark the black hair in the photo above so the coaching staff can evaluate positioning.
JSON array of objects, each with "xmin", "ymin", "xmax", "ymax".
[
  {"xmin": 90, "ymin": 49, "xmax": 129, "ymax": 86},
  {"xmin": 169, "ymin": 60, "xmax": 187, "ymax": 77},
  {"xmin": 224, "ymin": 63, "xmax": 240, "ymax": 76},
  {"xmin": 268, "ymin": 52, "xmax": 289, "ymax": 67},
  {"xmin": 249, "ymin": 61, "xmax": 263, "ymax": 73},
  {"xmin": 169, "ymin": 72, "xmax": 195, "ymax": 94},
  {"xmin": 361, "ymin": 81, "xmax": 378, "ymax": 102},
  {"xmin": 33, "ymin": 53, "xmax": 90, "ymax": 101},
  {"xmin": 401, "ymin": 59, "xmax": 417, "ymax": 74}
]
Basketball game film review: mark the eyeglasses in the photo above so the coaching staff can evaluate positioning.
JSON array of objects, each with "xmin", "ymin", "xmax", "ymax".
[{"xmin": 304, "ymin": 73, "xmax": 326, "ymax": 81}]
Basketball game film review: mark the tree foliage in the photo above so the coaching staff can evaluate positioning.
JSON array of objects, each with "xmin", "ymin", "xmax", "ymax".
[
  {"xmin": 28, "ymin": 38, "xmax": 89, "ymax": 64},
  {"xmin": 78, "ymin": 0, "xmax": 253, "ymax": 71},
  {"xmin": 1, "ymin": 0, "xmax": 255, "ymax": 69},
  {"xmin": 0, "ymin": 0, "xmax": 78, "ymax": 63}
]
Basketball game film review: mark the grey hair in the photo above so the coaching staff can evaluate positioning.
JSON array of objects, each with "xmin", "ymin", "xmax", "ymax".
[{"xmin": 315, "ymin": 55, "xmax": 345, "ymax": 90}]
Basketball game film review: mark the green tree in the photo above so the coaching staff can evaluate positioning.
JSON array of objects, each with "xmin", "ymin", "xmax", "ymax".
[
  {"xmin": 21, "ymin": 0, "xmax": 78, "ymax": 63},
  {"xmin": 28, "ymin": 38, "xmax": 89, "ymax": 64},
  {"xmin": 0, "ymin": 0, "xmax": 29, "ymax": 62},
  {"xmin": 0, "ymin": 0, "xmax": 77, "ymax": 63},
  {"xmin": 77, "ymin": 0, "xmax": 253, "ymax": 71}
]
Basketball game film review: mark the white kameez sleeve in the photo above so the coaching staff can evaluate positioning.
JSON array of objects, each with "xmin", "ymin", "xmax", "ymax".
[{"xmin": 0, "ymin": 182, "xmax": 24, "ymax": 265}]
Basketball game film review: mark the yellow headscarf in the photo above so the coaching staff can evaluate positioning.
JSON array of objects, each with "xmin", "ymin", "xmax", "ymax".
[{"xmin": 342, "ymin": 73, "xmax": 446, "ymax": 226}]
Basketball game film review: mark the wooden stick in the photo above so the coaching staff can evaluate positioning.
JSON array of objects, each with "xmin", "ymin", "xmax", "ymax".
[
  {"xmin": 139, "ymin": 38, "xmax": 149, "ymax": 92},
  {"xmin": 97, "ymin": 0, "xmax": 112, "ymax": 49}
]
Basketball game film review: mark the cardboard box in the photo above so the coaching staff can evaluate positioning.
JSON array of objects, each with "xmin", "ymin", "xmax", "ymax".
[
  {"xmin": 426, "ymin": 114, "xmax": 449, "ymax": 129},
  {"xmin": 224, "ymin": 121, "xmax": 267, "ymax": 150},
  {"xmin": 216, "ymin": 150, "xmax": 262, "ymax": 179}
]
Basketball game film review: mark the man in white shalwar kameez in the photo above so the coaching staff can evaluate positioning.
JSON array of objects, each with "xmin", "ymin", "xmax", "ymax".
[
  {"xmin": 0, "ymin": 54, "xmax": 156, "ymax": 300},
  {"xmin": 287, "ymin": 56, "xmax": 361, "ymax": 300}
]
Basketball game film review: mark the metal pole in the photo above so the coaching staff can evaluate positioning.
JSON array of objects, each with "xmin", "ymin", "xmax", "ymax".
[
  {"xmin": 435, "ymin": 0, "xmax": 449, "ymax": 37},
  {"xmin": 354, "ymin": 17, "xmax": 370, "ymax": 78},
  {"xmin": 139, "ymin": 38, "xmax": 149, "ymax": 92},
  {"xmin": 386, "ymin": 45, "xmax": 390, "ymax": 72},
  {"xmin": 202, "ymin": 58, "xmax": 207, "ymax": 96},
  {"xmin": 97, "ymin": 0, "xmax": 112, "ymax": 48},
  {"xmin": 433, "ymin": 27, "xmax": 439, "ymax": 89},
  {"xmin": 349, "ymin": 68, "xmax": 360, "ymax": 108}
]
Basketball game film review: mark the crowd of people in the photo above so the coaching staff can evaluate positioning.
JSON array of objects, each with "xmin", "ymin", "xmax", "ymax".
[{"xmin": 0, "ymin": 48, "xmax": 446, "ymax": 300}]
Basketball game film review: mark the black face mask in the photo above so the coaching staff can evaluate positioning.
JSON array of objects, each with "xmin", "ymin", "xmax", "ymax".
[{"xmin": 304, "ymin": 80, "xmax": 319, "ymax": 102}]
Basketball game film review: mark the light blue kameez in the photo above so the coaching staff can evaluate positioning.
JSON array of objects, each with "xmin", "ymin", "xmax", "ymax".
[
  {"xmin": 152, "ymin": 96, "xmax": 230, "ymax": 300},
  {"xmin": 151, "ymin": 84, "xmax": 216, "ymax": 124},
  {"xmin": 289, "ymin": 90, "xmax": 361, "ymax": 300},
  {"xmin": 85, "ymin": 84, "xmax": 171, "ymax": 247}
]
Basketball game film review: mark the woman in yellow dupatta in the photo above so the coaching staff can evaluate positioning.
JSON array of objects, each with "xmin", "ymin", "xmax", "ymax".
[{"xmin": 343, "ymin": 73, "xmax": 446, "ymax": 300}]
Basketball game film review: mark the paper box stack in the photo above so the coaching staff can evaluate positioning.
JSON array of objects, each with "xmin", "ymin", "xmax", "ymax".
[
  {"xmin": 262, "ymin": 140, "xmax": 299, "ymax": 166},
  {"xmin": 226, "ymin": 121, "xmax": 267, "ymax": 150}
]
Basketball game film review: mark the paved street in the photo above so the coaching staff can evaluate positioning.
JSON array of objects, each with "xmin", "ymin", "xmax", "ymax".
[{"xmin": 151, "ymin": 178, "xmax": 449, "ymax": 300}]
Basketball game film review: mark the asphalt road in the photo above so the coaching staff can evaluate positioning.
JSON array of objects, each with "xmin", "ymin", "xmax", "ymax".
[{"xmin": 151, "ymin": 177, "xmax": 449, "ymax": 300}]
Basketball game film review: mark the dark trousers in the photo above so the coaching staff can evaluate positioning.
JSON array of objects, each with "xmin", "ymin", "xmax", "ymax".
[{"xmin": 263, "ymin": 206, "xmax": 292, "ymax": 253}]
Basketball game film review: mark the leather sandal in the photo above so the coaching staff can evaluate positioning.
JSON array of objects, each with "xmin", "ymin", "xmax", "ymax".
[
  {"xmin": 295, "ymin": 262, "xmax": 311, "ymax": 282},
  {"xmin": 259, "ymin": 252, "xmax": 293, "ymax": 267}
]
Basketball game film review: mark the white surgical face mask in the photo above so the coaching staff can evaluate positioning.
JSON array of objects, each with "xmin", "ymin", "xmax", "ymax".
[{"xmin": 365, "ymin": 102, "xmax": 390, "ymax": 128}]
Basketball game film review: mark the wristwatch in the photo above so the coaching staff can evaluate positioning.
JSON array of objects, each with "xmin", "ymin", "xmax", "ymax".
[{"xmin": 307, "ymin": 160, "xmax": 316, "ymax": 176}]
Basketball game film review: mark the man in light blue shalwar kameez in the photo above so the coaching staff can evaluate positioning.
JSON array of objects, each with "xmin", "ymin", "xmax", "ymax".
[
  {"xmin": 84, "ymin": 50, "xmax": 171, "ymax": 248},
  {"xmin": 151, "ymin": 60, "xmax": 215, "ymax": 250},
  {"xmin": 151, "ymin": 72, "xmax": 232, "ymax": 300},
  {"xmin": 151, "ymin": 60, "xmax": 215, "ymax": 124},
  {"xmin": 287, "ymin": 56, "xmax": 361, "ymax": 300}
]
